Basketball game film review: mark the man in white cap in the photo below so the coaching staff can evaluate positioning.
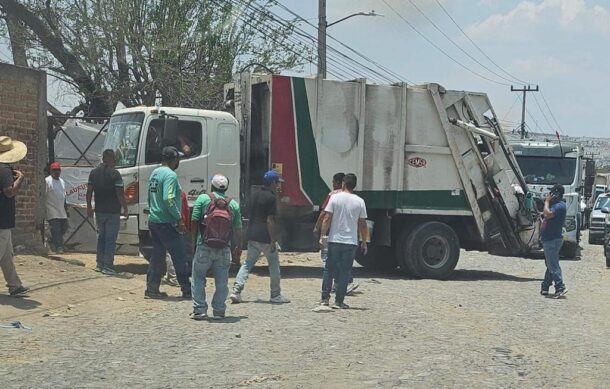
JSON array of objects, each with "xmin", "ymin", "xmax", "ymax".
[
  {"xmin": 0, "ymin": 136, "xmax": 29, "ymax": 296},
  {"xmin": 189, "ymin": 174, "xmax": 242, "ymax": 320}
]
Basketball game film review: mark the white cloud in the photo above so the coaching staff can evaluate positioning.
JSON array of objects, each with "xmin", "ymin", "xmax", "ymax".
[{"xmin": 466, "ymin": 0, "xmax": 610, "ymax": 42}]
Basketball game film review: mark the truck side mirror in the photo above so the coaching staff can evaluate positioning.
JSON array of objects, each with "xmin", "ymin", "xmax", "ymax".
[
  {"xmin": 162, "ymin": 117, "xmax": 178, "ymax": 147},
  {"xmin": 601, "ymin": 207, "xmax": 610, "ymax": 214}
]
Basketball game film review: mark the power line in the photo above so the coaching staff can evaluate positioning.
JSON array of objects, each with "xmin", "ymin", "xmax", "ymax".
[
  {"xmin": 381, "ymin": 0, "xmax": 510, "ymax": 86},
  {"xmin": 273, "ymin": 1, "xmax": 415, "ymax": 84},
  {"xmin": 406, "ymin": 0, "xmax": 517, "ymax": 84},
  {"xmin": 531, "ymin": 92, "xmax": 558, "ymax": 134},
  {"xmin": 434, "ymin": 0, "xmax": 531, "ymax": 85},
  {"xmin": 540, "ymin": 90, "xmax": 566, "ymax": 134},
  {"xmin": 226, "ymin": 0, "xmax": 390, "ymax": 82},
  {"xmin": 502, "ymin": 95, "xmax": 519, "ymax": 121}
]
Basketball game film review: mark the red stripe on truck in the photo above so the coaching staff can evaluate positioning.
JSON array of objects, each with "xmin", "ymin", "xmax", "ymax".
[{"xmin": 270, "ymin": 75, "xmax": 310, "ymax": 206}]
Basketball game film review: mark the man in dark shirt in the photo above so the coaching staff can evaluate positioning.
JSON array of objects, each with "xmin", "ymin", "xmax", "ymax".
[
  {"xmin": 230, "ymin": 170, "xmax": 290, "ymax": 304},
  {"xmin": 0, "ymin": 136, "xmax": 29, "ymax": 296},
  {"xmin": 86, "ymin": 149, "xmax": 128, "ymax": 275},
  {"xmin": 540, "ymin": 184, "xmax": 568, "ymax": 298}
]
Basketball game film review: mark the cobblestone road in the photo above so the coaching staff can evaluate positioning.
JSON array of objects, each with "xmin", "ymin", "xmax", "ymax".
[{"xmin": 1, "ymin": 232, "xmax": 610, "ymax": 388}]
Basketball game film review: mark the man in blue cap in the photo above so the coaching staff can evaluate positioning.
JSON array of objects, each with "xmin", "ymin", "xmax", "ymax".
[{"xmin": 230, "ymin": 170, "xmax": 290, "ymax": 304}]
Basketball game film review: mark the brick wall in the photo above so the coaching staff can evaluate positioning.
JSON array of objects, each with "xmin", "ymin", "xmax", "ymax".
[{"xmin": 0, "ymin": 63, "xmax": 47, "ymax": 235}]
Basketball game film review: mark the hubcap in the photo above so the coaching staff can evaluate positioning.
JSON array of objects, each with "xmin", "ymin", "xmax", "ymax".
[{"xmin": 421, "ymin": 235, "xmax": 450, "ymax": 269}]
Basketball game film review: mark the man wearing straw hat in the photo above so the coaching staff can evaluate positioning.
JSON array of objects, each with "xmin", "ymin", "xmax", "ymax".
[{"xmin": 0, "ymin": 136, "xmax": 29, "ymax": 296}]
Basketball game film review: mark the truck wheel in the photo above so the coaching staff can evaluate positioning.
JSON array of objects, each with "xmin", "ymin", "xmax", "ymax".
[
  {"xmin": 588, "ymin": 235, "xmax": 595, "ymax": 245},
  {"xmin": 355, "ymin": 245, "xmax": 397, "ymax": 271},
  {"xmin": 395, "ymin": 227, "xmax": 420, "ymax": 278},
  {"xmin": 405, "ymin": 222, "xmax": 460, "ymax": 280}
]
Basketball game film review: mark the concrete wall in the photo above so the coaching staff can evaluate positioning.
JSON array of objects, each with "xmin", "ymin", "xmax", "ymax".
[{"xmin": 0, "ymin": 63, "xmax": 47, "ymax": 238}]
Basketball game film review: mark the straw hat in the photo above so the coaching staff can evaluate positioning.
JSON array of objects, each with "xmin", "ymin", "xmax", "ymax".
[{"xmin": 0, "ymin": 136, "xmax": 27, "ymax": 163}]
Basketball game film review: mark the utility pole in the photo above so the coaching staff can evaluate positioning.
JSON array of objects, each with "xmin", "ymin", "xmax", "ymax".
[
  {"xmin": 318, "ymin": 0, "xmax": 327, "ymax": 79},
  {"xmin": 511, "ymin": 85, "xmax": 539, "ymax": 139}
]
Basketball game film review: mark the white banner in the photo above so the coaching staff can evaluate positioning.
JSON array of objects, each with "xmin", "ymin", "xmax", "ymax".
[{"xmin": 61, "ymin": 167, "xmax": 93, "ymax": 206}]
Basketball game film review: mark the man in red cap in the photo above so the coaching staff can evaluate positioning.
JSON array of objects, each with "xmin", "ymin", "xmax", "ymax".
[{"xmin": 45, "ymin": 162, "xmax": 68, "ymax": 254}]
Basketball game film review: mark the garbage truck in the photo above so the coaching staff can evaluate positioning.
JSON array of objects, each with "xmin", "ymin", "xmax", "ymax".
[
  {"xmin": 509, "ymin": 140, "xmax": 585, "ymax": 258},
  {"xmin": 104, "ymin": 74, "xmax": 540, "ymax": 279}
]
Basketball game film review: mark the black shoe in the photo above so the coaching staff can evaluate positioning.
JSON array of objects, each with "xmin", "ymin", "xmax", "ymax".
[
  {"xmin": 144, "ymin": 290, "xmax": 168, "ymax": 299},
  {"xmin": 540, "ymin": 289, "xmax": 549, "ymax": 296},
  {"xmin": 9, "ymin": 286, "xmax": 30, "ymax": 297},
  {"xmin": 190, "ymin": 312, "xmax": 208, "ymax": 321},
  {"xmin": 553, "ymin": 289, "xmax": 568, "ymax": 299},
  {"xmin": 182, "ymin": 291, "xmax": 192, "ymax": 299}
]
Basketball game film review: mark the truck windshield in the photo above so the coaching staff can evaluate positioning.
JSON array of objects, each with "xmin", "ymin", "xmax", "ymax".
[
  {"xmin": 516, "ymin": 156, "xmax": 577, "ymax": 185},
  {"xmin": 594, "ymin": 195, "xmax": 610, "ymax": 210},
  {"xmin": 103, "ymin": 112, "xmax": 144, "ymax": 168}
]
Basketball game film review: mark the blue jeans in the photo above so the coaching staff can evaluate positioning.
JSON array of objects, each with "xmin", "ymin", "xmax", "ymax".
[
  {"xmin": 148, "ymin": 222, "xmax": 191, "ymax": 293},
  {"xmin": 48, "ymin": 218, "xmax": 68, "ymax": 251},
  {"xmin": 95, "ymin": 213, "xmax": 120, "ymax": 269},
  {"xmin": 233, "ymin": 241, "xmax": 281, "ymax": 298},
  {"xmin": 542, "ymin": 238, "xmax": 565, "ymax": 291},
  {"xmin": 321, "ymin": 248, "xmax": 353, "ymax": 288},
  {"xmin": 191, "ymin": 244, "xmax": 231, "ymax": 316},
  {"xmin": 322, "ymin": 243, "xmax": 357, "ymax": 304}
]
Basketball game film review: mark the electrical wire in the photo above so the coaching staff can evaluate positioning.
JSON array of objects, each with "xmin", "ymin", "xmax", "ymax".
[
  {"xmin": 406, "ymin": 0, "xmax": 517, "ymax": 84},
  {"xmin": 434, "ymin": 0, "xmax": 531, "ymax": 85},
  {"xmin": 540, "ymin": 90, "xmax": 566, "ymax": 134},
  {"xmin": 272, "ymin": 1, "xmax": 415, "ymax": 84},
  {"xmin": 382, "ymin": 0, "xmax": 511, "ymax": 86},
  {"xmin": 532, "ymin": 92, "xmax": 558, "ymax": 134},
  {"xmin": 502, "ymin": 95, "xmax": 519, "ymax": 121},
  {"xmin": 225, "ymin": 0, "xmax": 388, "ymax": 82}
]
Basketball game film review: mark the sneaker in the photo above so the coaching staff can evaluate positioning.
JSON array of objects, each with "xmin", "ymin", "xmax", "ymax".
[
  {"xmin": 320, "ymin": 298, "xmax": 330, "ymax": 306},
  {"xmin": 332, "ymin": 302, "xmax": 349, "ymax": 309},
  {"xmin": 182, "ymin": 291, "xmax": 192, "ymax": 299},
  {"xmin": 230, "ymin": 293, "xmax": 242, "ymax": 304},
  {"xmin": 212, "ymin": 313, "xmax": 225, "ymax": 320},
  {"xmin": 269, "ymin": 295, "xmax": 291, "ymax": 304},
  {"xmin": 94, "ymin": 266, "xmax": 103, "ymax": 273},
  {"xmin": 162, "ymin": 277, "xmax": 179, "ymax": 287},
  {"xmin": 190, "ymin": 312, "xmax": 208, "ymax": 321},
  {"xmin": 346, "ymin": 282, "xmax": 360, "ymax": 296},
  {"xmin": 9, "ymin": 286, "xmax": 30, "ymax": 297},
  {"xmin": 101, "ymin": 268, "xmax": 118, "ymax": 276},
  {"xmin": 144, "ymin": 290, "xmax": 168, "ymax": 299},
  {"xmin": 553, "ymin": 289, "xmax": 568, "ymax": 299},
  {"xmin": 540, "ymin": 289, "xmax": 549, "ymax": 296}
]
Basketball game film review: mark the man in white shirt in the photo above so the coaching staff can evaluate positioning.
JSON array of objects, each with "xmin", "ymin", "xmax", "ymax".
[
  {"xmin": 319, "ymin": 173, "xmax": 369, "ymax": 309},
  {"xmin": 45, "ymin": 162, "xmax": 68, "ymax": 254}
]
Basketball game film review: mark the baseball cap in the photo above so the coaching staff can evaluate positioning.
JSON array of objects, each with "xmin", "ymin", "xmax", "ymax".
[
  {"xmin": 263, "ymin": 170, "xmax": 284, "ymax": 184},
  {"xmin": 211, "ymin": 174, "xmax": 229, "ymax": 190},
  {"xmin": 161, "ymin": 146, "xmax": 183, "ymax": 161},
  {"xmin": 548, "ymin": 184, "xmax": 565, "ymax": 197},
  {"xmin": 50, "ymin": 162, "xmax": 61, "ymax": 170}
]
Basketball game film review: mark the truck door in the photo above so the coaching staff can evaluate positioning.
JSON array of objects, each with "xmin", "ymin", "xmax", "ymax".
[
  {"xmin": 139, "ymin": 116, "xmax": 208, "ymax": 228},
  {"xmin": 207, "ymin": 120, "xmax": 240, "ymax": 201}
]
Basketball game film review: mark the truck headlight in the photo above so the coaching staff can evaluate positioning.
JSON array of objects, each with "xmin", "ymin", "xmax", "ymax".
[{"xmin": 565, "ymin": 216, "xmax": 577, "ymax": 232}]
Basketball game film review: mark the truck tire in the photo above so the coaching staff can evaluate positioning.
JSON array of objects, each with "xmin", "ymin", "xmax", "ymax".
[
  {"xmin": 588, "ymin": 235, "xmax": 595, "ymax": 245},
  {"xmin": 405, "ymin": 222, "xmax": 460, "ymax": 280},
  {"xmin": 355, "ymin": 245, "xmax": 397, "ymax": 271},
  {"xmin": 395, "ymin": 228, "xmax": 421, "ymax": 278}
]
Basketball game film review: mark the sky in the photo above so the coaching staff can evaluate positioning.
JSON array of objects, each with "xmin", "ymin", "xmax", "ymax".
[{"xmin": 1, "ymin": 0, "xmax": 608, "ymax": 138}]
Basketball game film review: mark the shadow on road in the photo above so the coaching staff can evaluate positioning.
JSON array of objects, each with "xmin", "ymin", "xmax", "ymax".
[
  {"xmin": 0, "ymin": 295, "xmax": 42, "ymax": 310},
  {"xmin": 448, "ymin": 269, "xmax": 542, "ymax": 282}
]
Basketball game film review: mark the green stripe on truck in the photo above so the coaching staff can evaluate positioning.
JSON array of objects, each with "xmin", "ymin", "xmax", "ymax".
[
  {"xmin": 292, "ymin": 77, "xmax": 330, "ymax": 205},
  {"xmin": 357, "ymin": 190, "xmax": 471, "ymax": 211}
]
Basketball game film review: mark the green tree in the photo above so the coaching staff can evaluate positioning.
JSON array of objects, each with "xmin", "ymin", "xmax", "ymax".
[{"xmin": 0, "ymin": 0, "xmax": 308, "ymax": 116}]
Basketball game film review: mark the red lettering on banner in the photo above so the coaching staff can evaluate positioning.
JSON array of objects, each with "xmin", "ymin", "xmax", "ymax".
[{"xmin": 408, "ymin": 157, "xmax": 427, "ymax": 168}]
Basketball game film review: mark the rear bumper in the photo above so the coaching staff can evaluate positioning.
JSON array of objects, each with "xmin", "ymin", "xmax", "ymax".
[{"xmin": 116, "ymin": 215, "xmax": 140, "ymax": 245}]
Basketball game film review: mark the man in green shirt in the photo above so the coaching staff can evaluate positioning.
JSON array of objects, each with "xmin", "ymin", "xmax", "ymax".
[
  {"xmin": 190, "ymin": 174, "xmax": 242, "ymax": 320},
  {"xmin": 146, "ymin": 146, "xmax": 191, "ymax": 299}
]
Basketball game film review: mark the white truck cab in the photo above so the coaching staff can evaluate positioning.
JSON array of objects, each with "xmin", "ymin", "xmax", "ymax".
[
  {"xmin": 509, "ymin": 140, "xmax": 584, "ymax": 258},
  {"xmin": 102, "ymin": 107, "xmax": 240, "ymax": 257}
]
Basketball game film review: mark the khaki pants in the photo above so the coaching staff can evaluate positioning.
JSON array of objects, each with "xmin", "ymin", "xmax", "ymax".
[{"xmin": 0, "ymin": 229, "xmax": 22, "ymax": 293}]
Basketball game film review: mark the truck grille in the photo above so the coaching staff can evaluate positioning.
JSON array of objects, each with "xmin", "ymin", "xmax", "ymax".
[{"xmin": 591, "ymin": 218, "xmax": 606, "ymax": 229}]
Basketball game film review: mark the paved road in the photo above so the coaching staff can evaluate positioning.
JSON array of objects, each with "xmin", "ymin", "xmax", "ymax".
[{"xmin": 1, "ymin": 232, "xmax": 609, "ymax": 388}]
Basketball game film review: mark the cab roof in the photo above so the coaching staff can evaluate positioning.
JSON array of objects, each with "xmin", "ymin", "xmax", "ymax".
[{"xmin": 111, "ymin": 106, "xmax": 237, "ymax": 122}]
